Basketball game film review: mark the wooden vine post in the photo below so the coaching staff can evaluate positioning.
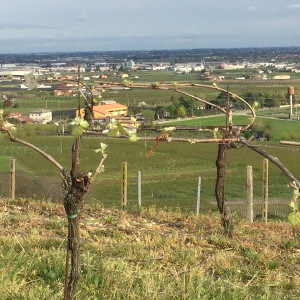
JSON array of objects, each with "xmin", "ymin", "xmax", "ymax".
[
  {"xmin": 263, "ymin": 158, "xmax": 269, "ymax": 223},
  {"xmin": 246, "ymin": 166, "xmax": 254, "ymax": 222},
  {"xmin": 121, "ymin": 162, "xmax": 128, "ymax": 208},
  {"xmin": 9, "ymin": 158, "xmax": 16, "ymax": 200},
  {"xmin": 215, "ymin": 85, "xmax": 234, "ymax": 233},
  {"xmin": 196, "ymin": 177, "xmax": 201, "ymax": 215}
]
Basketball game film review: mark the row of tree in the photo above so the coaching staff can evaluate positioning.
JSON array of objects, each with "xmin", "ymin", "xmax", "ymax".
[{"xmin": 130, "ymin": 90, "xmax": 297, "ymax": 124}]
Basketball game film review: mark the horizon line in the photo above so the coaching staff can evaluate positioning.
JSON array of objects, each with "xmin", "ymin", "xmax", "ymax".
[{"xmin": 0, "ymin": 45, "xmax": 300, "ymax": 56}]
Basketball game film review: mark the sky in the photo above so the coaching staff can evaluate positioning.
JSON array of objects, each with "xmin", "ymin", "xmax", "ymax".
[{"xmin": 0, "ymin": 0, "xmax": 300, "ymax": 54}]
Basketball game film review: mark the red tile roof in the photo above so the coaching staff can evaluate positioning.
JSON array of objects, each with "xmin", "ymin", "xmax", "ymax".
[{"xmin": 93, "ymin": 103, "xmax": 127, "ymax": 114}]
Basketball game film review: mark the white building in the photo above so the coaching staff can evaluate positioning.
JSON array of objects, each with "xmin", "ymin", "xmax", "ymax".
[
  {"xmin": 220, "ymin": 64, "xmax": 245, "ymax": 70},
  {"xmin": 192, "ymin": 64, "xmax": 205, "ymax": 72},
  {"xmin": 152, "ymin": 65, "xmax": 168, "ymax": 71},
  {"xmin": 173, "ymin": 64, "xmax": 193, "ymax": 73},
  {"xmin": 125, "ymin": 60, "xmax": 135, "ymax": 69},
  {"xmin": 29, "ymin": 110, "xmax": 52, "ymax": 124}
]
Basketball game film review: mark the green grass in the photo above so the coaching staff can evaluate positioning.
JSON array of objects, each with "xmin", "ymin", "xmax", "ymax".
[
  {"xmin": 164, "ymin": 115, "xmax": 300, "ymax": 141},
  {"xmin": 0, "ymin": 132, "xmax": 299, "ymax": 215},
  {"xmin": 0, "ymin": 198, "xmax": 299, "ymax": 299},
  {"xmin": 4, "ymin": 97, "xmax": 79, "ymax": 114},
  {"xmin": 165, "ymin": 115, "xmax": 251, "ymax": 126}
]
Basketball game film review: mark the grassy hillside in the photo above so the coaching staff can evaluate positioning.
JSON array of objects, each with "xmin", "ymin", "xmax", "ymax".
[{"xmin": 0, "ymin": 198, "xmax": 299, "ymax": 299}]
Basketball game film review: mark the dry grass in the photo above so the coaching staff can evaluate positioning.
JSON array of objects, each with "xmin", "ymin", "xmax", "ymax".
[{"xmin": 0, "ymin": 197, "xmax": 299, "ymax": 299}]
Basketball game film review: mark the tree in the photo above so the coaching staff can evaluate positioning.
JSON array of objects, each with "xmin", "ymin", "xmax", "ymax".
[
  {"xmin": 177, "ymin": 106, "xmax": 187, "ymax": 118},
  {"xmin": 167, "ymin": 103, "xmax": 177, "ymax": 118},
  {"xmin": 142, "ymin": 109, "xmax": 155, "ymax": 126},
  {"xmin": 252, "ymin": 120, "xmax": 273, "ymax": 140},
  {"xmin": 178, "ymin": 96, "xmax": 197, "ymax": 116}
]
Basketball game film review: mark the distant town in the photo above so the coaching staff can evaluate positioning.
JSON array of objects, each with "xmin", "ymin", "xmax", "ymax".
[{"xmin": 1, "ymin": 47, "xmax": 300, "ymax": 131}]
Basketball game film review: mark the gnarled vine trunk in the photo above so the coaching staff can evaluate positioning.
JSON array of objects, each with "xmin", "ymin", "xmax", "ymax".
[
  {"xmin": 64, "ymin": 191, "xmax": 81, "ymax": 300},
  {"xmin": 63, "ymin": 137, "xmax": 90, "ymax": 299},
  {"xmin": 215, "ymin": 143, "xmax": 233, "ymax": 236}
]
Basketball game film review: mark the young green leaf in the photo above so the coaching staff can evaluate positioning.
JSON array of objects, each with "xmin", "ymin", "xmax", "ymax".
[
  {"xmin": 107, "ymin": 127, "xmax": 119, "ymax": 137},
  {"xmin": 117, "ymin": 122, "xmax": 126, "ymax": 135},
  {"xmin": 129, "ymin": 133, "xmax": 138, "ymax": 142},
  {"xmin": 72, "ymin": 126, "xmax": 84, "ymax": 138},
  {"xmin": 252, "ymin": 101, "xmax": 260, "ymax": 110},
  {"xmin": 289, "ymin": 201, "xmax": 299, "ymax": 211},
  {"xmin": 123, "ymin": 79, "xmax": 132, "ymax": 86},
  {"xmin": 288, "ymin": 212, "xmax": 300, "ymax": 226},
  {"xmin": 213, "ymin": 128, "xmax": 222, "ymax": 139},
  {"xmin": 78, "ymin": 119, "xmax": 89, "ymax": 129}
]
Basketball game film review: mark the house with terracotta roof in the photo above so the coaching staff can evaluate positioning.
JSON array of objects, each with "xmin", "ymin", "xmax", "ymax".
[
  {"xmin": 77, "ymin": 103, "xmax": 141, "ymax": 129},
  {"xmin": 7, "ymin": 112, "xmax": 32, "ymax": 124},
  {"xmin": 77, "ymin": 103, "xmax": 128, "ymax": 118},
  {"xmin": 54, "ymin": 84, "xmax": 74, "ymax": 96}
]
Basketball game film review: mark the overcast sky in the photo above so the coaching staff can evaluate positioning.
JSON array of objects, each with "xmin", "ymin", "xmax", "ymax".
[{"xmin": 0, "ymin": 0, "xmax": 300, "ymax": 53}]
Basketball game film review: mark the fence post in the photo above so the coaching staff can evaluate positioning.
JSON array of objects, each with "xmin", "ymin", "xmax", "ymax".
[
  {"xmin": 246, "ymin": 165, "xmax": 254, "ymax": 222},
  {"xmin": 10, "ymin": 158, "xmax": 16, "ymax": 200},
  {"xmin": 121, "ymin": 162, "xmax": 128, "ymax": 208},
  {"xmin": 196, "ymin": 177, "xmax": 201, "ymax": 215},
  {"xmin": 137, "ymin": 171, "xmax": 141, "ymax": 208},
  {"xmin": 262, "ymin": 159, "xmax": 269, "ymax": 224}
]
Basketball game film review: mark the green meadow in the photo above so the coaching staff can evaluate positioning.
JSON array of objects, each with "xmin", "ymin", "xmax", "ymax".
[{"xmin": 165, "ymin": 115, "xmax": 300, "ymax": 141}]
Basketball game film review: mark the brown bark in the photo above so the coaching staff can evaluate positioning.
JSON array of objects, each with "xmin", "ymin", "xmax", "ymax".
[
  {"xmin": 64, "ymin": 191, "xmax": 81, "ymax": 300},
  {"xmin": 2, "ymin": 127, "xmax": 64, "ymax": 172},
  {"xmin": 64, "ymin": 139, "xmax": 107, "ymax": 299},
  {"xmin": 240, "ymin": 137, "xmax": 300, "ymax": 190},
  {"xmin": 215, "ymin": 143, "xmax": 233, "ymax": 236},
  {"xmin": 71, "ymin": 137, "xmax": 80, "ymax": 180},
  {"xmin": 64, "ymin": 137, "xmax": 86, "ymax": 299}
]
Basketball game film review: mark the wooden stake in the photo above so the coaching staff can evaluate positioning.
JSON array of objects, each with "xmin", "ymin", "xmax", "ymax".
[
  {"xmin": 196, "ymin": 177, "xmax": 201, "ymax": 215},
  {"xmin": 9, "ymin": 158, "xmax": 16, "ymax": 200},
  {"xmin": 137, "ymin": 171, "xmax": 141, "ymax": 208},
  {"xmin": 121, "ymin": 162, "xmax": 128, "ymax": 208},
  {"xmin": 247, "ymin": 165, "xmax": 254, "ymax": 222},
  {"xmin": 78, "ymin": 65, "xmax": 81, "ymax": 117},
  {"xmin": 226, "ymin": 85, "xmax": 230, "ymax": 132},
  {"xmin": 64, "ymin": 246, "xmax": 70, "ymax": 300},
  {"xmin": 263, "ymin": 159, "xmax": 269, "ymax": 224}
]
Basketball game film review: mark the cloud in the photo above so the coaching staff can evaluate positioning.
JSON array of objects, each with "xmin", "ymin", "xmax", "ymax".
[
  {"xmin": 287, "ymin": 4, "xmax": 300, "ymax": 10},
  {"xmin": 248, "ymin": 6, "xmax": 257, "ymax": 11},
  {"xmin": 0, "ymin": 23, "xmax": 56, "ymax": 30},
  {"xmin": 75, "ymin": 15, "xmax": 87, "ymax": 22}
]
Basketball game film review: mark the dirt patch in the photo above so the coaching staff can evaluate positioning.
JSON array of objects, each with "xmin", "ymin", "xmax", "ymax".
[{"xmin": 0, "ymin": 172, "xmax": 64, "ymax": 202}]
